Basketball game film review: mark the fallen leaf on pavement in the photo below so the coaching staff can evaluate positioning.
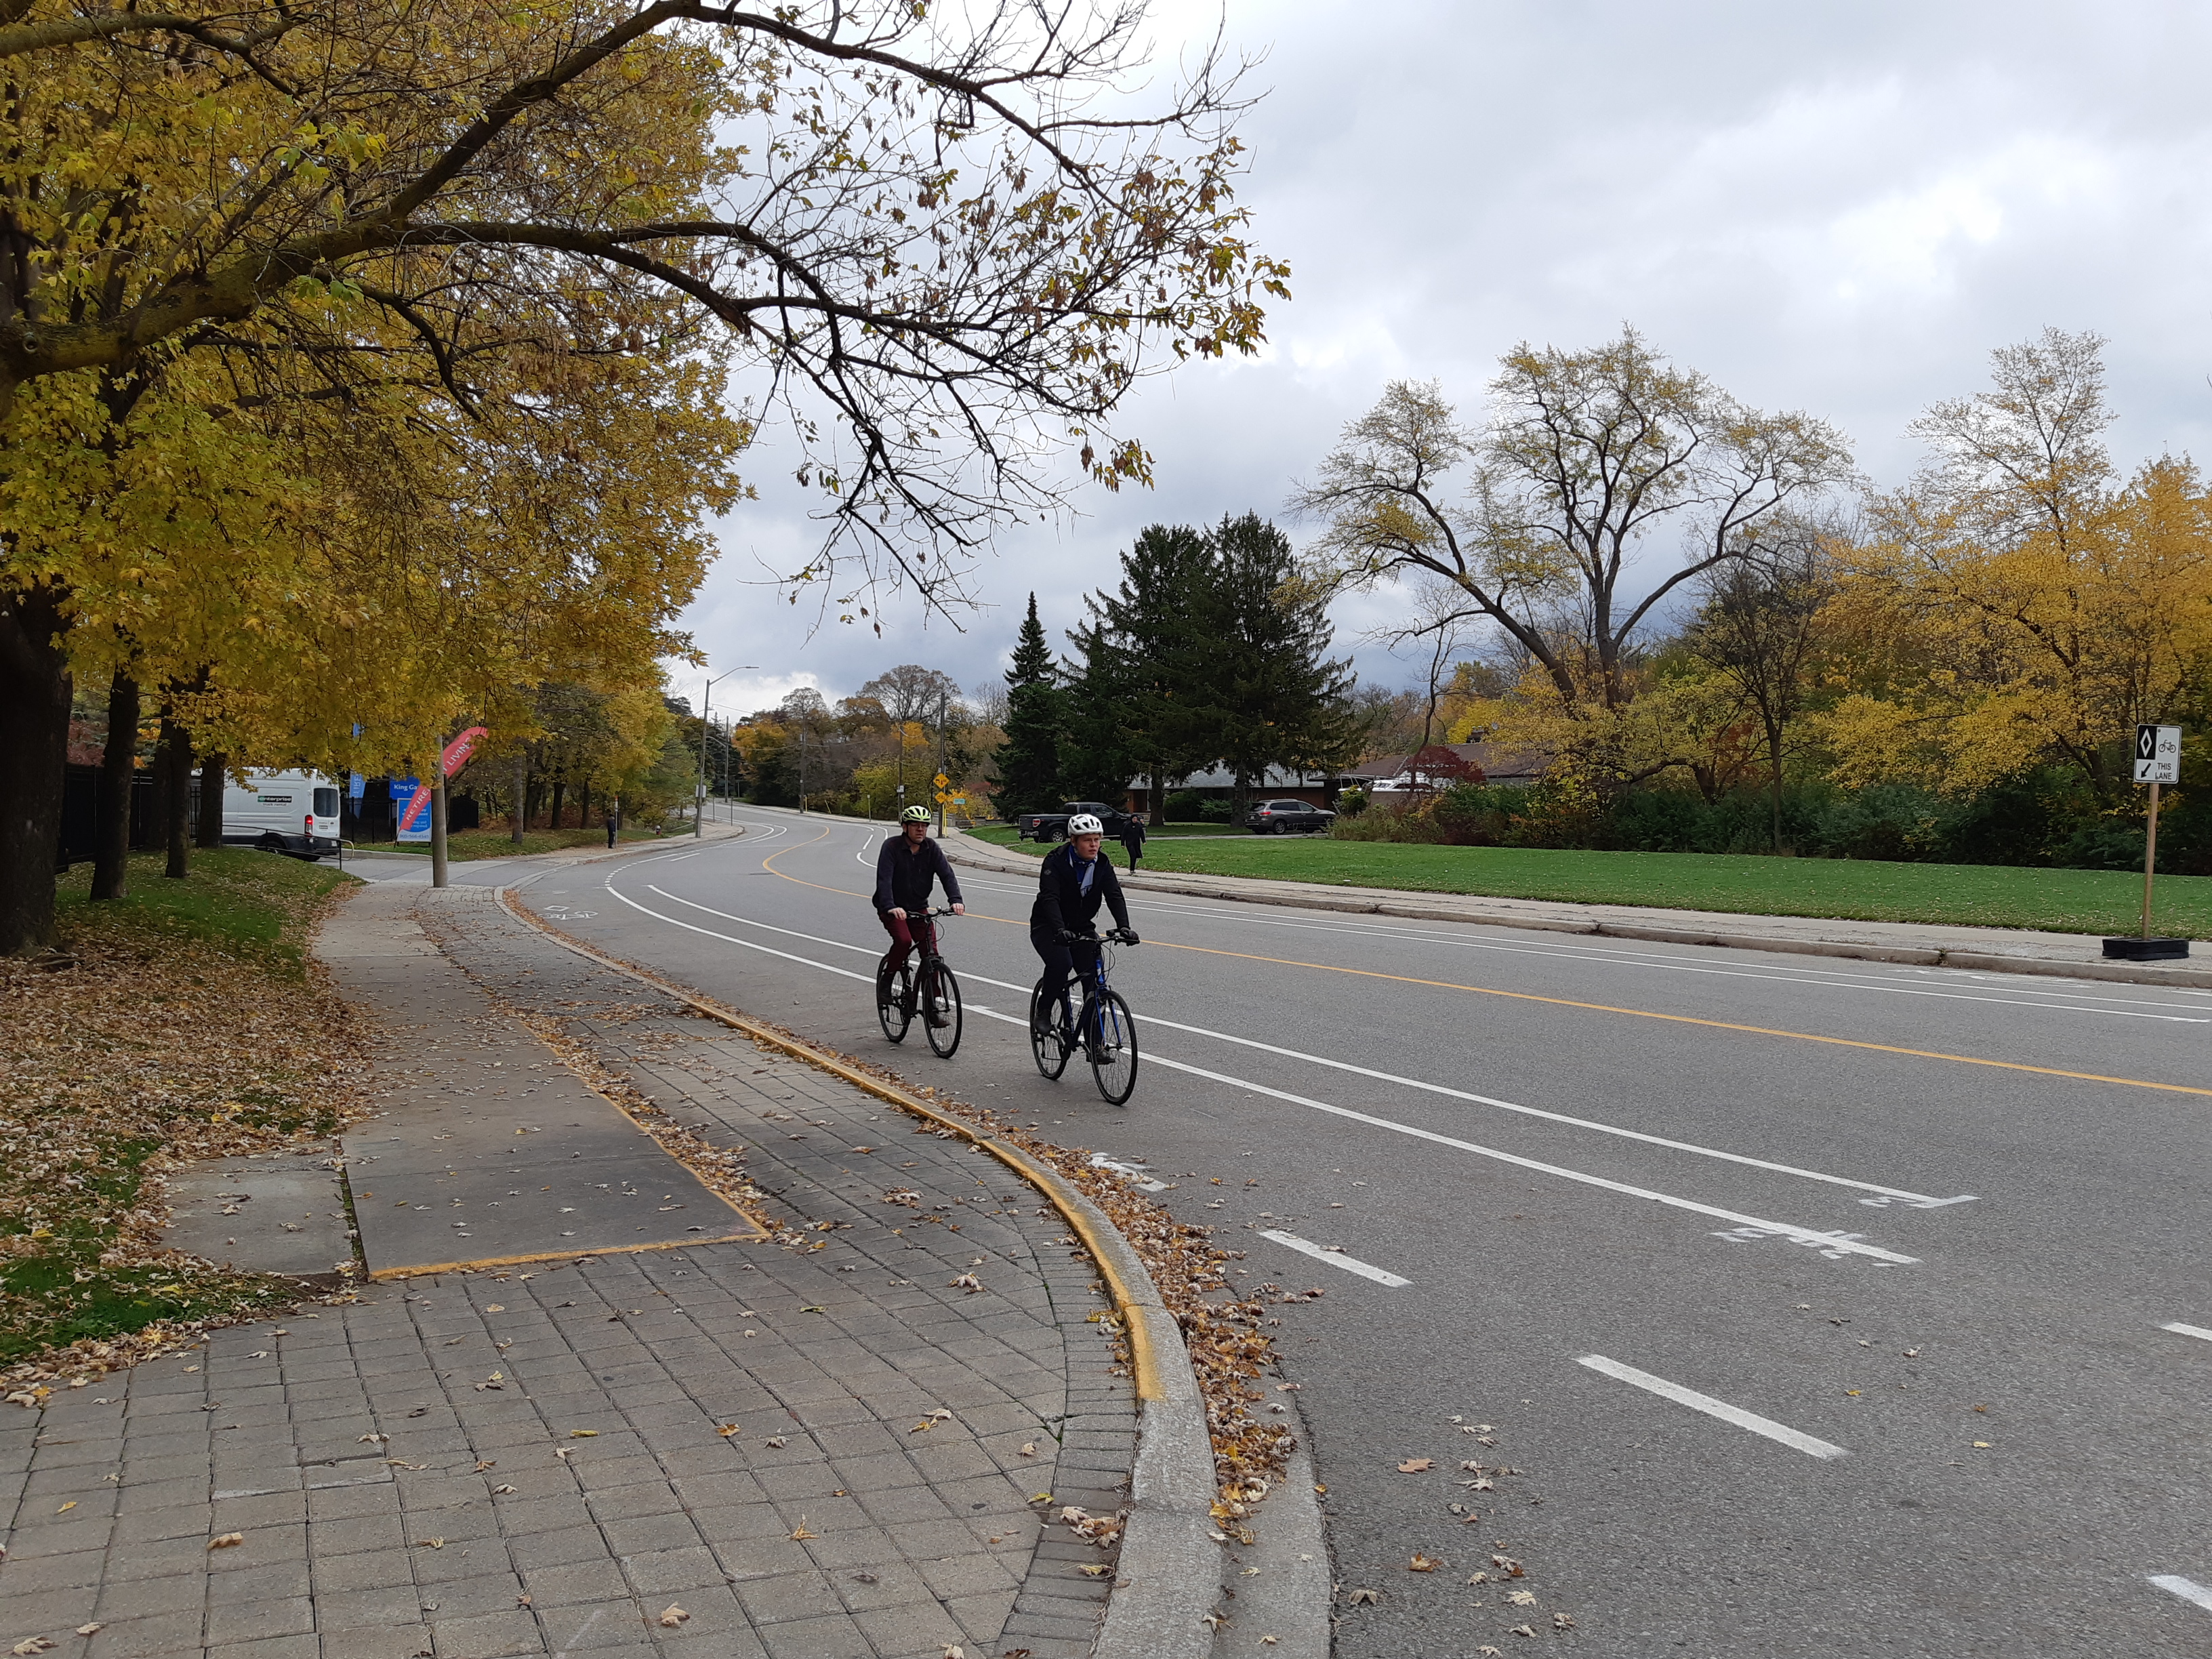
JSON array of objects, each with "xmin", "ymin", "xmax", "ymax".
[
  {"xmin": 718, "ymin": 1424, "xmax": 740, "ymax": 1437},
  {"xmin": 1511, "ymin": 1626, "xmax": 1536, "ymax": 1639},
  {"xmin": 1478, "ymin": 1648, "xmax": 1502, "ymax": 1657},
  {"xmin": 73, "ymin": 1627, "xmax": 99, "ymax": 1638},
  {"xmin": 384, "ymin": 1460, "xmax": 427, "ymax": 1471},
  {"xmin": 1492, "ymin": 1554, "xmax": 1523, "ymax": 1576},
  {"xmin": 54, "ymin": 1502, "xmax": 73, "ymax": 1513},
  {"xmin": 1343, "ymin": 1588, "xmax": 1380, "ymax": 1605},
  {"xmin": 1466, "ymin": 1572, "xmax": 1489, "ymax": 1584},
  {"xmin": 1408, "ymin": 1554, "xmax": 1439, "ymax": 1572},
  {"xmin": 568, "ymin": 1429, "xmax": 598, "ymax": 1438},
  {"xmin": 658, "ymin": 1605, "xmax": 689, "ymax": 1629},
  {"xmin": 1505, "ymin": 1590, "xmax": 1536, "ymax": 1606},
  {"xmin": 764, "ymin": 1436, "xmax": 787, "ymax": 1448},
  {"xmin": 493, "ymin": 1485, "xmax": 518, "ymax": 1495},
  {"xmin": 12, "ymin": 1639, "xmax": 54, "ymax": 1656},
  {"xmin": 1079, "ymin": 1564, "xmax": 1110, "ymax": 1578},
  {"xmin": 208, "ymin": 1533, "xmax": 245, "ymax": 1549},
  {"xmin": 951, "ymin": 1273, "xmax": 982, "ymax": 1292},
  {"xmin": 358, "ymin": 1433, "xmax": 386, "ymax": 1444},
  {"xmin": 485, "ymin": 1305, "xmax": 504, "ymax": 1313},
  {"xmin": 1397, "ymin": 1458, "xmax": 1433, "ymax": 1473},
  {"xmin": 790, "ymin": 1523, "xmax": 817, "ymax": 1540},
  {"xmin": 1019, "ymin": 1442, "xmax": 1038, "ymax": 1456},
  {"xmin": 554, "ymin": 1448, "xmax": 572, "ymax": 1460},
  {"xmin": 415, "ymin": 1538, "xmax": 445, "ymax": 1550},
  {"xmin": 472, "ymin": 1460, "xmax": 495, "ymax": 1472},
  {"xmin": 1553, "ymin": 1613, "xmax": 1576, "ymax": 1630}
]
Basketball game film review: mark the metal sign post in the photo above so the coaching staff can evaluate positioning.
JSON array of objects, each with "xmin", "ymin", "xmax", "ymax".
[
  {"xmin": 2135, "ymin": 724, "xmax": 2182, "ymax": 937},
  {"xmin": 2108, "ymin": 725, "xmax": 2186, "ymax": 960}
]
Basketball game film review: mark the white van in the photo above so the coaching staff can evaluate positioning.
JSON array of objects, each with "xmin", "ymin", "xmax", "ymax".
[{"xmin": 224, "ymin": 770, "xmax": 341, "ymax": 859}]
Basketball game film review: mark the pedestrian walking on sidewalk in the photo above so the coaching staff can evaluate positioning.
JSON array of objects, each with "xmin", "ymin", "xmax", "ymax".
[
  {"xmin": 1119, "ymin": 815, "xmax": 1147, "ymax": 870},
  {"xmin": 605, "ymin": 803, "xmax": 620, "ymax": 848}
]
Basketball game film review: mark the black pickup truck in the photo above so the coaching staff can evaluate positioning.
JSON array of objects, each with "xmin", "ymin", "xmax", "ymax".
[{"xmin": 1016, "ymin": 800, "xmax": 1136, "ymax": 842}]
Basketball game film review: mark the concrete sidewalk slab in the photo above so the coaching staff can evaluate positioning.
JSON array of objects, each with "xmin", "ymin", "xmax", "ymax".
[
  {"xmin": 322, "ymin": 884, "xmax": 762, "ymax": 1276},
  {"xmin": 162, "ymin": 1153, "xmax": 355, "ymax": 1288}
]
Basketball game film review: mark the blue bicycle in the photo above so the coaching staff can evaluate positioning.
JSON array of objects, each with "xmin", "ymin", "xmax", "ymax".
[{"xmin": 1029, "ymin": 928, "xmax": 1140, "ymax": 1105}]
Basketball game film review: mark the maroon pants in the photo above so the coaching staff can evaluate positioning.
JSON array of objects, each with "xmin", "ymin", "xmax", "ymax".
[{"xmin": 878, "ymin": 909, "xmax": 936, "ymax": 971}]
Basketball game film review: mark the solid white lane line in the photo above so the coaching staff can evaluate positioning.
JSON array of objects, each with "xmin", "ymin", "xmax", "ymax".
[
  {"xmin": 598, "ymin": 884, "xmax": 1918, "ymax": 1263},
  {"xmin": 633, "ymin": 884, "xmax": 1962, "ymax": 1208},
  {"xmin": 960, "ymin": 875, "xmax": 2212, "ymax": 1018},
  {"xmin": 1258, "ymin": 1229, "xmax": 1411, "ymax": 1286},
  {"xmin": 2150, "ymin": 1575, "xmax": 2212, "ymax": 1614},
  {"xmin": 2159, "ymin": 1322, "xmax": 2212, "ymax": 1342},
  {"xmin": 1576, "ymin": 1355, "xmax": 1848, "ymax": 1460}
]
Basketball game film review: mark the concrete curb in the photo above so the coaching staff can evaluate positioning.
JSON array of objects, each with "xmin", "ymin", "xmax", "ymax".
[
  {"xmin": 489, "ymin": 882, "xmax": 1227, "ymax": 1659},
  {"xmin": 941, "ymin": 830, "xmax": 2212, "ymax": 991}
]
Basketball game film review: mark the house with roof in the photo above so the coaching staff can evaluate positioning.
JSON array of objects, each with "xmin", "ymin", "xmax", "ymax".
[{"xmin": 1337, "ymin": 741, "xmax": 1553, "ymax": 796}]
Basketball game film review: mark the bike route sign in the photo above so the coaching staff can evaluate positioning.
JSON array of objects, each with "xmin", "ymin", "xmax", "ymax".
[{"xmin": 2134, "ymin": 724, "xmax": 2182, "ymax": 784}]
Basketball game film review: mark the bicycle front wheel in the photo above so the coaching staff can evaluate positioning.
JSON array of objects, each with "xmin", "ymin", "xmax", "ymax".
[
  {"xmin": 1029, "ymin": 981, "xmax": 1070, "ymax": 1080},
  {"xmin": 877, "ymin": 960, "xmax": 914, "ymax": 1044},
  {"xmin": 1088, "ymin": 987, "xmax": 1139, "ymax": 1105},
  {"xmin": 924, "ymin": 962, "xmax": 963, "ymax": 1058}
]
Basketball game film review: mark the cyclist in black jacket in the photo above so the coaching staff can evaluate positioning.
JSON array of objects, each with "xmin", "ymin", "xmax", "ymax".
[
  {"xmin": 876, "ymin": 806, "xmax": 964, "ymax": 989},
  {"xmin": 1030, "ymin": 813, "xmax": 1137, "ymax": 1035}
]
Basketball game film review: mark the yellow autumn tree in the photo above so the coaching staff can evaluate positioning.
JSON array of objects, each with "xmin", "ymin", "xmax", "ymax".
[
  {"xmin": 1, "ymin": 0, "xmax": 1288, "ymax": 949},
  {"xmin": 1820, "ymin": 331, "xmax": 2212, "ymax": 800}
]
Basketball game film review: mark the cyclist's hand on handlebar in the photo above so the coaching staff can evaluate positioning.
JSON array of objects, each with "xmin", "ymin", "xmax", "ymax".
[
  {"xmin": 888, "ymin": 907, "xmax": 906, "ymax": 920},
  {"xmin": 1119, "ymin": 929, "xmax": 1139, "ymax": 945},
  {"xmin": 950, "ymin": 903, "xmax": 965, "ymax": 916}
]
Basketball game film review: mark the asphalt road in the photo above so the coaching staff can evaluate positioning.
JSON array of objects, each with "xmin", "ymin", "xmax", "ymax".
[{"xmin": 373, "ymin": 808, "xmax": 2212, "ymax": 1656}]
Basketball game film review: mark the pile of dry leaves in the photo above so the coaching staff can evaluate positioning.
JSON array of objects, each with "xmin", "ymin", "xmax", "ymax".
[{"xmin": 0, "ymin": 855, "xmax": 368, "ymax": 1384}]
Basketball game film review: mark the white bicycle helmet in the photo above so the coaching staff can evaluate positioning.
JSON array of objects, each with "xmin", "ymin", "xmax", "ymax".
[
  {"xmin": 899, "ymin": 805, "xmax": 931, "ymax": 823},
  {"xmin": 1066, "ymin": 813, "xmax": 1105, "ymax": 836}
]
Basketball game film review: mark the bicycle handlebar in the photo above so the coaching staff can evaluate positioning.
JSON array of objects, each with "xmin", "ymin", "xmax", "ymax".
[{"xmin": 1062, "ymin": 928, "xmax": 1138, "ymax": 945}]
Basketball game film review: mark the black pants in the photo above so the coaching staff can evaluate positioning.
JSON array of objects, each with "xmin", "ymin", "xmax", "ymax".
[
  {"xmin": 1030, "ymin": 926, "xmax": 1100, "ymax": 1027},
  {"xmin": 1121, "ymin": 837, "xmax": 1142, "ymax": 867}
]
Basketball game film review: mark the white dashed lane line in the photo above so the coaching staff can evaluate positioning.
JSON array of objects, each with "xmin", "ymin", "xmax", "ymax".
[
  {"xmin": 2150, "ymin": 1574, "xmax": 2212, "ymax": 1614},
  {"xmin": 2159, "ymin": 1322, "xmax": 2212, "ymax": 1342},
  {"xmin": 1576, "ymin": 1354, "xmax": 1848, "ymax": 1460},
  {"xmin": 1258, "ymin": 1228, "xmax": 1412, "ymax": 1287}
]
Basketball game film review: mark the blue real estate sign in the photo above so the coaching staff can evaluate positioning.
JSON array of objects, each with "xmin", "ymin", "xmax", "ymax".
[{"xmin": 391, "ymin": 778, "xmax": 430, "ymax": 842}]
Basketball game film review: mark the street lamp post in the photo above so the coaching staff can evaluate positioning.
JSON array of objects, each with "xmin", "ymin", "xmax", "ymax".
[{"xmin": 694, "ymin": 665, "xmax": 757, "ymax": 837}]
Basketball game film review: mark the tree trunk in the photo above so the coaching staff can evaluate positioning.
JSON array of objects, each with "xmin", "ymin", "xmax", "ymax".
[
  {"xmin": 0, "ymin": 582, "xmax": 73, "ymax": 955},
  {"xmin": 1148, "ymin": 762, "xmax": 1164, "ymax": 827},
  {"xmin": 1766, "ymin": 714, "xmax": 1785, "ymax": 853},
  {"xmin": 578, "ymin": 780, "xmax": 593, "ymax": 834},
  {"xmin": 197, "ymin": 753, "xmax": 226, "ymax": 847},
  {"xmin": 510, "ymin": 753, "xmax": 528, "ymax": 845},
  {"xmin": 91, "ymin": 669, "xmax": 140, "ymax": 902},
  {"xmin": 550, "ymin": 776, "xmax": 567, "ymax": 831},
  {"xmin": 161, "ymin": 708, "xmax": 192, "ymax": 879}
]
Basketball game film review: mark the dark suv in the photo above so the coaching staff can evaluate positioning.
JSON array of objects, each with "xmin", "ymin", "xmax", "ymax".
[{"xmin": 1244, "ymin": 798, "xmax": 1336, "ymax": 834}]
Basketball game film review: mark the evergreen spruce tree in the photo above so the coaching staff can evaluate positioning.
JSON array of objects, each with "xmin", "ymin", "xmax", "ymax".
[
  {"xmin": 992, "ymin": 594, "xmax": 1064, "ymax": 816},
  {"xmin": 1203, "ymin": 514, "xmax": 1359, "ymax": 819},
  {"xmin": 1084, "ymin": 524, "xmax": 1221, "ymax": 820}
]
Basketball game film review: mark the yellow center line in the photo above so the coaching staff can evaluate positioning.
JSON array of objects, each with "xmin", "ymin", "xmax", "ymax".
[{"xmin": 747, "ymin": 825, "xmax": 2212, "ymax": 1100}]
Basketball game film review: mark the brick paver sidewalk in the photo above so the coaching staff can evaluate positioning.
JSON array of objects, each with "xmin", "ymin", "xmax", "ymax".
[{"xmin": 0, "ymin": 883, "xmax": 1136, "ymax": 1659}]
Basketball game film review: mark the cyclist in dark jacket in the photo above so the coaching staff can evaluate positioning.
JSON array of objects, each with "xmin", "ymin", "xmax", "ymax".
[
  {"xmin": 1030, "ymin": 813, "xmax": 1136, "ymax": 1033},
  {"xmin": 876, "ymin": 806, "xmax": 964, "ymax": 976}
]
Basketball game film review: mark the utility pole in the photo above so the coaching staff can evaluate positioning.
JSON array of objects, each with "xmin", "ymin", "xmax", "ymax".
[
  {"xmin": 693, "ymin": 665, "xmax": 755, "ymax": 836},
  {"xmin": 935, "ymin": 689, "xmax": 949, "ymax": 836}
]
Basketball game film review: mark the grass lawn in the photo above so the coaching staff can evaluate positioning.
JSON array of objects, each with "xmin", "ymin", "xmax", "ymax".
[
  {"xmin": 964, "ymin": 828, "xmax": 2212, "ymax": 937},
  {"xmin": 5, "ymin": 852, "xmax": 365, "ymax": 1373},
  {"xmin": 369, "ymin": 823, "xmax": 669, "ymax": 861}
]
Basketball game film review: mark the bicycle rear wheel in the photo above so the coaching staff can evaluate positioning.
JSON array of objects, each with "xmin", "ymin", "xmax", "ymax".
[
  {"xmin": 924, "ymin": 962, "xmax": 963, "ymax": 1058},
  {"xmin": 1029, "ymin": 981, "xmax": 1070, "ymax": 1080},
  {"xmin": 1088, "ymin": 987, "xmax": 1139, "ymax": 1105},
  {"xmin": 876, "ymin": 959, "xmax": 914, "ymax": 1044}
]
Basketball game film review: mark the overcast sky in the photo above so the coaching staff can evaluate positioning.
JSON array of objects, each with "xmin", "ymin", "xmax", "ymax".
[{"xmin": 676, "ymin": 0, "xmax": 2212, "ymax": 719}]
